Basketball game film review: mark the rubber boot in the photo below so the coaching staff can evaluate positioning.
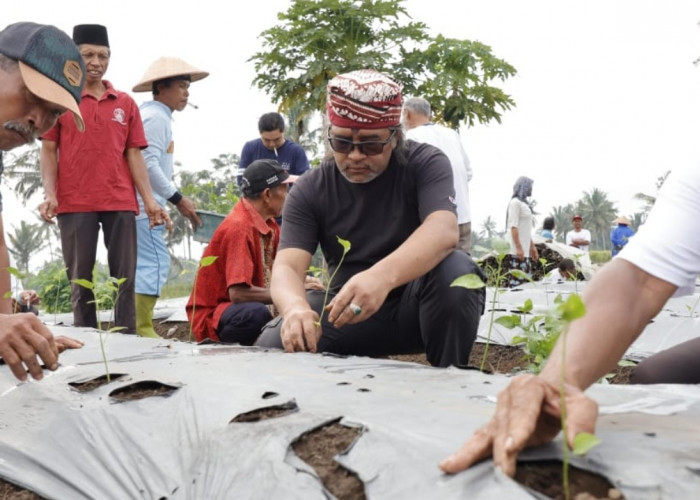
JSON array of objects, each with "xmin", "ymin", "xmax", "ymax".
[{"xmin": 135, "ymin": 293, "xmax": 160, "ymax": 338}]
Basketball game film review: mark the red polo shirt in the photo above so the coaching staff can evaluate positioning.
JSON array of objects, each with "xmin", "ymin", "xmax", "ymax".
[
  {"xmin": 41, "ymin": 80, "xmax": 148, "ymax": 213},
  {"xmin": 186, "ymin": 198, "xmax": 279, "ymax": 341}
]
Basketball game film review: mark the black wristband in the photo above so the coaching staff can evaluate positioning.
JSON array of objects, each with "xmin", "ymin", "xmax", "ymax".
[{"xmin": 168, "ymin": 191, "xmax": 183, "ymax": 205}]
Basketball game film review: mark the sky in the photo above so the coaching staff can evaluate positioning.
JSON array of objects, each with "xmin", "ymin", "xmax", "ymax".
[{"xmin": 3, "ymin": 0, "xmax": 700, "ymax": 269}]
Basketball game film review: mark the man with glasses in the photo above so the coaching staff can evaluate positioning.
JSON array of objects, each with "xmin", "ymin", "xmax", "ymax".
[{"xmin": 256, "ymin": 69, "xmax": 485, "ymax": 368}]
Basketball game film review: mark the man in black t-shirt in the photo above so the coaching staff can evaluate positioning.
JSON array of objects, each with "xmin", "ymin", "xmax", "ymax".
[{"xmin": 256, "ymin": 69, "xmax": 485, "ymax": 367}]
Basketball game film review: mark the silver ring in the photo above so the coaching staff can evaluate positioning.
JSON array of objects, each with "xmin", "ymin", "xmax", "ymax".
[{"xmin": 348, "ymin": 303, "xmax": 362, "ymax": 316}]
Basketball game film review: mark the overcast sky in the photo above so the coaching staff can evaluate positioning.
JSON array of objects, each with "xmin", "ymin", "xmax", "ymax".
[{"xmin": 4, "ymin": 0, "xmax": 700, "ymax": 268}]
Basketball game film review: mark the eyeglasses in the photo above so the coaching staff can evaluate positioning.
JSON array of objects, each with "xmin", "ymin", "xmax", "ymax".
[{"xmin": 327, "ymin": 129, "xmax": 396, "ymax": 156}]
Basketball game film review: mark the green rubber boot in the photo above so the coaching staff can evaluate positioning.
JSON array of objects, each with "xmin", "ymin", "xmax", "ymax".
[{"xmin": 135, "ymin": 293, "xmax": 160, "ymax": 338}]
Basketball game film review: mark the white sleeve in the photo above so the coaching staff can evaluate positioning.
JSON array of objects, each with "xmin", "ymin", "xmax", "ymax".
[{"xmin": 619, "ymin": 166, "xmax": 700, "ymax": 296}]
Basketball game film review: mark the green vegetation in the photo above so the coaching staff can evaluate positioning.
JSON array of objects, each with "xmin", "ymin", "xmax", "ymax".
[
  {"xmin": 249, "ymin": 0, "xmax": 516, "ymax": 131},
  {"xmin": 588, "ymin": 250, "xmax": 611, "ymax": 264}
]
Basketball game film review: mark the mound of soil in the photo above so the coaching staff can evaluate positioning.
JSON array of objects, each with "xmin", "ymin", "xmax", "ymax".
[{"xmin": 479, "ymin": 243, "xmax": 585, "ymax": 287}]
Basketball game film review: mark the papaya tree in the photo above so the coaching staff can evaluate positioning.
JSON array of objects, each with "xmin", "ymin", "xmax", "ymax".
[{"xmin": 249, "ymin": 0, "xmax": 516, "ymax": 131}]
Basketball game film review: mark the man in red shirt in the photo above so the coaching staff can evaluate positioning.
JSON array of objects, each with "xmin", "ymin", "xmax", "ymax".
[
  {"xmin": 39, "ymin": 24, "xmax": 168, "ymax": 333},
  {"xmin": 186, "ymin": 159, "xmax": 297, "ymax": 343}
]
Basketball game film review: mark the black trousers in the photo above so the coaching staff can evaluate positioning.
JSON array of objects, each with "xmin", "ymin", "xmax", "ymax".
[
  {"xmin": 217, "ymin": 302, "xmax": 272, "ymax": 346},
  {"xmin": 58, "ymin": 211, "xmax": 137, "ymax": 333},
  {"xmin": 256, "ymin": 251, "xmax": 486, "ymax": 367}
]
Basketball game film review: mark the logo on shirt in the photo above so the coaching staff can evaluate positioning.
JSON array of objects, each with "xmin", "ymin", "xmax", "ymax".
[{"xmin": 112, "ymin": 108, "xmax": 126, "ymax": 125}]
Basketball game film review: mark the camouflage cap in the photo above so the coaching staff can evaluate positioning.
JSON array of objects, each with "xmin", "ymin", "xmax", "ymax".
[{"xmin": 0, "ymin": 22, "xmax": 86, "ymax": 131}]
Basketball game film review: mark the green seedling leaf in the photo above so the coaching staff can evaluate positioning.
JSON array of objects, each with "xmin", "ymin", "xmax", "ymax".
[
  {"xmin": 72, "ymin": 278, "xmax": 95, "ymax": 290},
  {"xmin": 308, "ymin": 266, "xmax": 324, "ymax": 274},
  {"xmin": 200, "ymin": 255, "xmax": 219, "ymax": 267},
  {"xmin": 509, "ymin": 269, "xmax": 533, "ymax": 282},
  {"xmin": 517, "ymin": 298, "xmax": 533, "ymax": 313},
  {"xmin": 511, "ymin": 335, "xmax": 527, "ymax": 345},
  {"xmin": 3, "ymin": 291, "xmax": 11, "ymax": 299},
  {"xmin": 336, "ymin": 235, "xmax": 351, "ymax": 253},
  {"xmin": 617, "ymin": 359, "xmax": 637, "ymax": 367},
  {"xmin": 108, "ymin": 326, "xmax": 126, "ymax": 332},
  {"xmin": 539, "ymin": 258, "xmax": 548, "ymax": 267},
  {"xmin": 115, "ymin": 277, "xmax": 128, "ymax": 286},
  {"xmin": 495, "ymin": 315, "xmax": 521, "ymax": 329},
  {"xmin": 6, "ymin": 266, "xmax": 25, "ymax": 279},
  {"xmin": 559, "ymin": 293, "xmax": 586, "ymax": 322},
  {"xmin": 451, "ymin": 273, "xmax": 486, "ymax": 289},
  {"xmin": 572, "ymin": 432, "xmax": 601, "ymax": 455}
]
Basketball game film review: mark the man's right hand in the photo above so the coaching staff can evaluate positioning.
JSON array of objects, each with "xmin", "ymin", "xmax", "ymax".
[
  {"xmin": 439, "ymin": 374, "xmax": 598, "ymax": 477},
  {"xmin": 0, "ymin": 313, "xmax": 59, "ymax": 381},
  {"xmin": 176, "ymin": 196, "xmax": 202, "ymax": 231},
  {"xmin": 280, "ymin": 307, "xmax": 321, "ymax": 353}
]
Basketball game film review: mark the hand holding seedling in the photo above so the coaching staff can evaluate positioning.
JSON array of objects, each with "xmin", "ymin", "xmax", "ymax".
[
  {"xmin": 325, "ymin": 268, "xmax": 391, "ymax": 327},
  {"xmin": 0, "ymin": 313, "xmax": 59, "ymax": 381},
  {"xmin": 439, "ymin": 374, "xmax": 598, "ymax": 477},
  {"xmin": 280, "ymin": 306, "xmax": 321, "ymax": 352}
]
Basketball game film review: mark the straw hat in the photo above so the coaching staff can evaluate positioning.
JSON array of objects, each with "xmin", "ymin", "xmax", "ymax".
[
  {"xmin": 614, "ymin": 216, "xmax": 631, "ymax": 225},
  {"xmin": 132, "ymin": 57, "xmax": 208, "ymax": 92}
]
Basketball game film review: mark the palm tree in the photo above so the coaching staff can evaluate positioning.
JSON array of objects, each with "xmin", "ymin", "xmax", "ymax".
[
  {"xmin": 633, "ymin": 170, "xmax": 671, "ymax": 218},
  {"xmin": 1, "ymin": 145, "xmax": 43, "ymax": 205},
  {"xmin": 630, "ymin": 211, "xmax": 645, "ymax": 231},
  {"xmin": 575, "ymin": 188, "xmax": 617, "ymax": 250},
  {"xmin": 285, "ymin": 102, "xmax": 322, "ymax": 162},
  {"xmin": 7, "ymin": 221, "xmax": 46, "ymax": 272},
  {"xmin": 480, "ymin": 216, "xmax": 498, "ymax": 240},
  {"xmin": 550, "ymin": 204, "xmax": 575, "ymax": 243}
]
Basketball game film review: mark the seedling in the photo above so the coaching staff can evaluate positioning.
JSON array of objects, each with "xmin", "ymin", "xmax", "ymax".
[
  {"xmin": 556, "ymin": 293, "xmax": 601, "ymax": 499},
  {"xmin": 452, "ymin": 253, "xmax": 533, "ymax": 372},
  {"xmin": 73, "ymin": 274, "xmax": 128, "ymax": 382},
  {"xmin": 315, "ymin": 236, "xmax": 351, "ymax": 327},
  {"xmin": 189, "ymin": 255, "xmax": 219, "ymax": 342}
]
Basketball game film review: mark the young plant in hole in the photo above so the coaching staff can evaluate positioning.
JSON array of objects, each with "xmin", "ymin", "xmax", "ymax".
[
  {"xmin": 315, "ymin": 236, "xmax": 351, "ymax": 327},
  {"xmin": 73, "ymin": 272, "xmax": 128, "ymax": 382},
  {"xmin": 555, "ymin": 293, "xmax": 601, "ymax": 499},
  {"xmin": 452, "ymin": 251, "xmax": 523, "ymax": 372},
  {"xmin": 189, "ymin": 255, "xmax": 219, "ymax": 342}
]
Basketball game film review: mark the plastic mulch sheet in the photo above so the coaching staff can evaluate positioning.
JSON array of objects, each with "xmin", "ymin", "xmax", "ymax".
[{"xmin": 1, "ymin": 325, "xmax": 700, "ymax": 499}]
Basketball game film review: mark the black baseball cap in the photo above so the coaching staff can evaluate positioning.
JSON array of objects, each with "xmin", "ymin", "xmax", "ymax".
[
  {"xmin": 0, "ymin": 22, "xmax": 86, "ymax": 131},
  {"xmin": 241, "ymin": 159, "xmax": 298, "ymax": 195}
]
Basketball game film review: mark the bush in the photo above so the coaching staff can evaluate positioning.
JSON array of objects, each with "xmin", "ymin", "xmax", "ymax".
[
  {"xmin": 589, "ymin": 250, "xmax": 611, "ymax": 264},
  {"xmin": 24, "ymin": 259, "xmax": 72, "ymax": 313}
]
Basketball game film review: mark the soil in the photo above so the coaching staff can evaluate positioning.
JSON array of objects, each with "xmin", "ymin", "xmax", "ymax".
[
  {"xmin": 0, "ymin": 321, "xmax": 635, "ymax": 499},
  {"xmin": 480, "ymin": 243, "xmax": 586, "ymax": 287}
]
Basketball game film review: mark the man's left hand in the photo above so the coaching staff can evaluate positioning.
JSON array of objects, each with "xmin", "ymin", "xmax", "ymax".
[{"xmin": 326, "ymin": 269, "xmax": 391, "ymax": 327}]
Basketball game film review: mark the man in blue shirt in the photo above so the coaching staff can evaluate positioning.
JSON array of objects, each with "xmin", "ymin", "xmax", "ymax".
[
  {"xmin": 239, "ymin": 112, "xmax": 310, "ymax": 181},
  {"xmin": 131, "ymin": 57, "xmax": 208, "ymax": 337},
  {"xmin": 610, "ymin": 215, "xmax": 635, "ymax": 256}
]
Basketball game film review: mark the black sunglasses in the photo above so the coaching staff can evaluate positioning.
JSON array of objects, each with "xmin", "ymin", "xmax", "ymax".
[{"xmin": 327, "ymin": 128, "xmax": 396, "ymax": 156}]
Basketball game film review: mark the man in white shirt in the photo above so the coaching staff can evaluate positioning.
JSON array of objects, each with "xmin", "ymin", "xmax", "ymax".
[
  {"xmin": 565, "ymin": 214, "xmax": 591, "ymax": 252},
  {"xmin": 403, "ymin": 97, "xmax": 473, "ymax": 253}
]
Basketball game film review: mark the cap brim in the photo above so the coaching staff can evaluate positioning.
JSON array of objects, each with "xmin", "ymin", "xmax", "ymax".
[{"xmin": 19, "ymin": 62, "xmax": 85, "ymax": 132}]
